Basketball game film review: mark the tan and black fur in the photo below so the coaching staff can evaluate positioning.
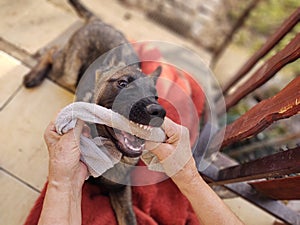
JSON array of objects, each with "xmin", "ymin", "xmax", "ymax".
[{"xmin": 24, "ymin": 1, "xmax": 166, "ymax": 224}]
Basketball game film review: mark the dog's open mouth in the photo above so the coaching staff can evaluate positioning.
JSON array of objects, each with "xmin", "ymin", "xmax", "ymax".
[
  {"xmin": 107, "ymin": 122, "xmax": 153, "ymax": 158},
  {"xmin": 115, "ymin": 129, "xmax": 145, "ymax": 157}
]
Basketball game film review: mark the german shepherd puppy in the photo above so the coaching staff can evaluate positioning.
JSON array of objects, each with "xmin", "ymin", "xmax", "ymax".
[{"xmin": 23, "ymin": 1, "xmax": 166, "ymax": 224}]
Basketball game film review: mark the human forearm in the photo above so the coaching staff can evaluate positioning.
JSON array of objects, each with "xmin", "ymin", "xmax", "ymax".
[
  {"xmin": 38, "ymin": 181, "xmax": 83, "ymax": 225},
  {"xmin": 172, "ymin": 161, "xmax": 244, "ymax": 225},
  {"xmin": 39, "ymin": 121, "xmax": 88, "ymax": 225},
  {"xmin": 148, "ymin": 118, "xmax": 244, "ymax": 224}
]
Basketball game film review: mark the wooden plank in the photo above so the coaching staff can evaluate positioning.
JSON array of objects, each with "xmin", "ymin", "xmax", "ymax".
[
  {"xmin": 215, "ymin": 146, "xmax": 300, "ymax": 185},
  {"xmin": 216, "ymin": 32, "xmax": 300, "ymax": 114},
  {"xmin": 211, "ymin": 75, "xmax": 300, "ymax": 149},
  {"xmin": 250, "ymin": 176, "xmax": 300, "ymax": 200},
  {"xmin": 225, "ymin": 182, "xmax": 300, "ymax": 225},
  {"xmin": 199, "ymin": 161, "xmax": 300, "ymax": 225},
  {"xmin": 220, "ymin": 7, "xmax": 300, "ymax": 95}
]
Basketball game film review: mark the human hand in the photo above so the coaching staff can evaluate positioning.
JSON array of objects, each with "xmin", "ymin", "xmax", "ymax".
[
  {"xmin": 44, "ymin": 119, "xmax": 89, "ymax": 191},
  {"xmin": 146, "ymin": 118, "xmax": 200, "ymax": 187}
]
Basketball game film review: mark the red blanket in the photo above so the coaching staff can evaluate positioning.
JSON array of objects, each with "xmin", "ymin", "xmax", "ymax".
[{"xmin": 24, "ymin": 43, "xmax": 205, "ymax": 225}]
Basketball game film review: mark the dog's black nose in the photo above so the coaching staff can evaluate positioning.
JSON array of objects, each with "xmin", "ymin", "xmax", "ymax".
[
  {"xmin": 146, "ymin": 104, "xmax": 166, "ymax": 118},
  {"xmin": 146, "ymin": 104, "xmax": 166, "ymax": 127}
]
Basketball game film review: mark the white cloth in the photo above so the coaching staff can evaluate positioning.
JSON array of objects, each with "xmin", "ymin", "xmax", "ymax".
[{"xmin": 55, "ymin": 102, "xmax": 166, "ymax": 177}]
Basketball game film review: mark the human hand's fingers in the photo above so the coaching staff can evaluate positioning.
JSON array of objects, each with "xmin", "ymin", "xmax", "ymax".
[
  {"xmin": 82, "ymin": 123, "xmax": 91, "ymax": 138},
  {"xmin": 161, "ymin": 117, "xmax": 182, "ymax": 145},
  {"xmin": 44, "ymin": 119, "xmax": 84, "ymax": 148},
  {"xmin": 145, "ymin": 117, "xmax": 182, "ymax": 152},
  {"xmin": 145, "ymin": 117, "xmax": 193, "ymax": 177},
  {"xmin": 73, "ymin": 119, "xmax": 84, "ymax": 140},
  {"xmin": 44, "ymin": 121, "xmax": 60, "ymax": 150},
  {"xmin": 147, "ymin": 142, "xmax": 174, "ymax": 161}
]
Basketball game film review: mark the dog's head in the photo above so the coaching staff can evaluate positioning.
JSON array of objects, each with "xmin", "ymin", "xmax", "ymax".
[{"xmin": 94, "ymin": 65, "xmax": 166, "ymax": 157}]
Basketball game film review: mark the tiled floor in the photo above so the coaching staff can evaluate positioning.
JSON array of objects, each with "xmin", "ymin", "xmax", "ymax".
[
  {"xmin": 0, "ymin": 0, "xmax": 78, "ymax": 54},
  {"xmin": 0, "ymin": 1, "xmax": 278, "ymax": 224},
  {"xmin": 0, "ymin": 51, "xmax": 74, "ymax": 225}
]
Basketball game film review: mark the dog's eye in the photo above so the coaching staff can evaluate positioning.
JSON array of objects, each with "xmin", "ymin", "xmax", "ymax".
[{"xmin": 118, "ymin": 80, "xmax": 128, "ymax": 88}]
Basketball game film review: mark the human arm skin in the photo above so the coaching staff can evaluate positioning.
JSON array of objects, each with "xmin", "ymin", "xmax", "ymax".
[
  {"xmin": 147, "ymin": 118, "xmax": 244, "ymax": 225},
  {"xmin": 38, "ymin": 120, "xmax": 88, "ymax": 225}
]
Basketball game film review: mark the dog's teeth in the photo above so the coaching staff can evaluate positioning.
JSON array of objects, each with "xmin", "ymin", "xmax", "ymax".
[
  {"xmin": 143, "ymin": 125, "xmax": 147, "ymax": 130},
  {"xmin": 124, "ymin": 137, "xmax": 142, "ymax": 152},
  {"xmin": 139, "ymin": 124, "xmax": 143, "ymax": 128}
]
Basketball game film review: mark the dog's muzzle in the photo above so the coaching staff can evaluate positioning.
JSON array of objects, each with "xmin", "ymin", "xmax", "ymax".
[{"xmin": 108, "ymin": 101, "xmax": 166, "ymax": 158}]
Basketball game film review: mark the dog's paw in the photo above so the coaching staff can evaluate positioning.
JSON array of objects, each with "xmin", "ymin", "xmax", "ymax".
[
  {"xmin": 23, "ymin": 65, "xmax": 51, "ymax": 88},
  {"xmin": 23, "ymin": 71, "xmax": 42, "ymax": 88}
]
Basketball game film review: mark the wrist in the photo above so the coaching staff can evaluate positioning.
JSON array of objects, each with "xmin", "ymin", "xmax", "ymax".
[
  {"xmin": 47, "ymin": 178, "xmax": 83, "ymax": 198},
  {"xmin": 171, "ymin": 158, "xmax": 204, "ymax": 194},
  {"xmin": 39, "ymin": 178, "xmax": 83, "ymax": 225},
  {"xmin": 47, "ymin": 162, "xmax": 87, "ymax": 192}
]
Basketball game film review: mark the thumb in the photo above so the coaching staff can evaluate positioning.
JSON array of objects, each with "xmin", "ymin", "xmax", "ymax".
[
  {"xmin": 145, "ymin": 140, "xmax": 161, "ymax": 151},
  {"xmin": 162, "ymin": 117, "xmax": 182, "ymax": 145},
  {"xmin": 145, "ymin": 141, "xmax": 174, "ymax": 162},
  {"xmin": 73, "ymin": 119, "xmax": 84, "ymax": 140}
]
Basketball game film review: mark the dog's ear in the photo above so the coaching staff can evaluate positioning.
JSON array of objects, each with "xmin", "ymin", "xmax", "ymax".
[
  {"xmin": 150, "ymin": 66, "xmax": 162, "ymax": 77},
  {"xmin": 149, "ymin": 66, "xmax": 162, "ymax": 83}
]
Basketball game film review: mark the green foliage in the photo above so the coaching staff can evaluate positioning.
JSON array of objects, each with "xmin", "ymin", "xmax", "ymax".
[
  {"xmin": 249, "ymin": 0, "xmax": 299, "ymax": 36},
  {"xmin": 232, "ymin": 0, "xmax": 300, "ymax": 73}
]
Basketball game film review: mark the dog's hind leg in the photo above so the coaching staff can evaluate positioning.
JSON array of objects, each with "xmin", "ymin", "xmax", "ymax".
[
  {"xmin": 52, "ymin": 51, "xmax": 84, "ymax": 92},
  {"xmin": 109, "ymin": 185, "xmax": 137, "ymax": 225},
  {"xmin": 23, "ymin": 47, "xmax": 57, "ymax": 88}
]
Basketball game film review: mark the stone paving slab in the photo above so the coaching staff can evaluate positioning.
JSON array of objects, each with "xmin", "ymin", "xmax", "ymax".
[
  {"xmin": 0, "ymin": 80, "xmax": 74, "ymax": 191},
  {"xmin": 224, "ymin": 197, "xmax": 276, "ymax": 225},
  {"xmin": 50, "ymin": 0, "xmax": 211, "ymax": 64},
  {"xmin": 0, "ymin": 170, "xmax": 39, "ymax": 225},
  {"xmin": 0, "ymin": 51, "xmax": 29, "ymax": 110},
  {"xmin": 0, "ymin": 0, "xmax": 78, "ymax": 54}
]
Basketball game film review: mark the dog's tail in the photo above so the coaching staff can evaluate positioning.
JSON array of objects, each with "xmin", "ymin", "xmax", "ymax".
[{"xmin": 68, "ymin": 0, "xmax": 94, "ymax": 21}]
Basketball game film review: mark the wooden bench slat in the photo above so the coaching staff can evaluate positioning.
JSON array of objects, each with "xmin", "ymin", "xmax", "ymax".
[
  {"xmin": 208, "ymin": 8, "xmax": 300, "ymax": 224},
  {"xmin": 217, "ymin": 32, "xmax": 300, "ymax": 114},
  {"xmin": 200, "ymin": 163, "xmax": 300, "ymax": 225},
  {"xmin": 250, "ymin": 176, "xmax": 300, "ymax": 200},
  {"xmin": 214, "ymin": 146, "xmax": 300, "ymax": 185},
  {"xmin": 221, "ymin": 7, "xmax": 300, "ymax": 95},
  {"xmin": 211, "ymin": 75, "xmax": 300, "ymax": 149}
]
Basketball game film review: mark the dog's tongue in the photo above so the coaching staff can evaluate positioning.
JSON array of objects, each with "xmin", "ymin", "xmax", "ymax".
[{"xmin": 123, "ymin": 131, "xmax": 145, "ymax": 150}]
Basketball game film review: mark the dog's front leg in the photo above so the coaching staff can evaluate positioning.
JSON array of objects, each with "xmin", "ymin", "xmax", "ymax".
[
  {"xmin": 23, "ymin": 47, "xmax": 58, "ymax": 88},
  {"xmin": 109, "ymin": 185, "xmax": 137, "ymax": 225}
]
